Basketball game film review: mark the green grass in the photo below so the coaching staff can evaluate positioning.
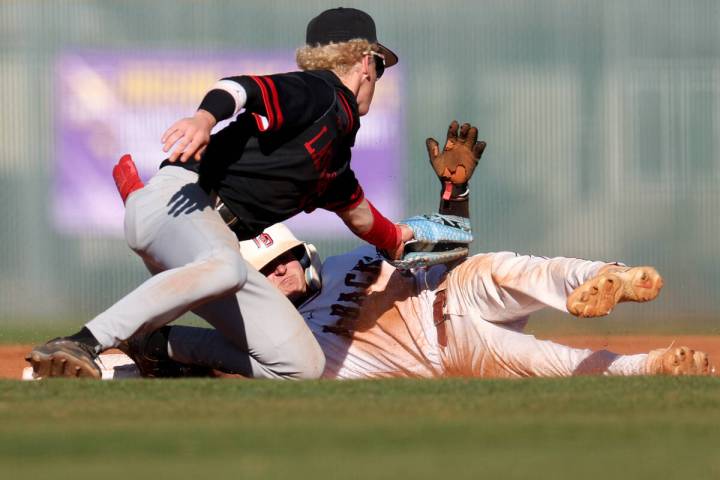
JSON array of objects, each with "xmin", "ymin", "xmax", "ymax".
[
  {"xmin": 525, "ymin": 310, "xmax": 720, "ymax": 336},
  {"xmin": 3, "ymin": 311, "xmax": 719, "ymax": 345},
  {"xmin": 1, "ymin": 377, "xmax": 719, "ymax": 480},
  {"xmin": 0, "ymin": 314, "xmax": 209, "ymax": 344},
  {"xmin": 0, "ymin": 321, "xmax": 75, "ymax": 345}
]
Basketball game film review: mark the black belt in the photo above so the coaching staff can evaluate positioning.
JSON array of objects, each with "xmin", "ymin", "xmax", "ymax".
[
  {"xmin": 432, "ymin": 289, "xmax": 448, "ymax": 347},
  {"xmin": 215, "ymin": 201, "xmax": 238, "ymax": 228}
]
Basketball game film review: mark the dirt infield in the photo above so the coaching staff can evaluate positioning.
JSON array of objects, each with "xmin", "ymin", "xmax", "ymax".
[
  {"xmin": 1, "ymin": 346, "xmax": 31, "ymax": 379},
  {"xmin": 4, "ymin": 336, "xmax": 719, "ymax": 379},
  {"xmin": 1, "ymin": 346, "xmax": 126, "ymax": 380}
]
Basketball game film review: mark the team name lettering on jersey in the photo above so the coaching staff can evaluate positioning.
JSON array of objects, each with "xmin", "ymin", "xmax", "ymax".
[
  {"xmin": 304, "ymin": 126, "xmax": 331, "ymax": 170},
  {"xmin": 303, "ymin": 125, "xmax": 339, "ymax": 197},
  {"xmin": 324, "ymin": 255, "xmax": 383, "ymax": 336}
]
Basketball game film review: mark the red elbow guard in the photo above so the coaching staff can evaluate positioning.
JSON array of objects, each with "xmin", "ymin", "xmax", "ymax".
[
  {"xmin": 113, "ymin": 154, "xmax": 145, "ymax": 204},
  {"xmin": 357, "ymin": 201, "xmax": 402, "ymax": 251}
]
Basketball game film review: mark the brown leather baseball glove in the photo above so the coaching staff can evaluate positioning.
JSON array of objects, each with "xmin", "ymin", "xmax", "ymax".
[{"xmin": 426, "ymin": 121, "xmax": 486, "ymax": 199}]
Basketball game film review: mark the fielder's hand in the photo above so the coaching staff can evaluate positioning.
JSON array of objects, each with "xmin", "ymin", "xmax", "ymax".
[
  {"xmin": 426, "ymin": 121, "xmax": 486, "ymax": 190},
  {"xmin": 384, "ymin": 223, "xmax": 414, "ymax": 261},
  {"xmin": 161, "ymin": 109, "xmax": 217, "ymax": 163},
  {"xmin": 384, "ymin": 214, "xmax": 473, "ymax": 270}
]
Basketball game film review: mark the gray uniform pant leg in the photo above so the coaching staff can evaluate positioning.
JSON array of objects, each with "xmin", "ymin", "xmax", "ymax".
[
  {"xmin": 178, "ymin": 272, "xmax": 324, "ymax": 379},
  {"xmin": 168, "ymin": 310, "xmax": 325, "ymax": 380},
  {"xmin": 85, "ymin": 166, "xmax": 324, "ymax": 379}
]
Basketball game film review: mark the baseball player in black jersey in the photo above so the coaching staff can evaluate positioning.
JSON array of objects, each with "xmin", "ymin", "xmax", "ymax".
[{"xmin": 26, "ymin": 8, "xmax": 416, "ymax": 379}]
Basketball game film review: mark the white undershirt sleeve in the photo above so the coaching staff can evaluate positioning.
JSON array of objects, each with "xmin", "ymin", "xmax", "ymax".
[{"xmin": 210, "ymin": 79, "xmax": 248, "ymax": 117}]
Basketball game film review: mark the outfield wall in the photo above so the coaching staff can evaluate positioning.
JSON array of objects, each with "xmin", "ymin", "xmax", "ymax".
[{"xmin": 1, "ymin": 1, "xmax": 718, "ymax": 328}]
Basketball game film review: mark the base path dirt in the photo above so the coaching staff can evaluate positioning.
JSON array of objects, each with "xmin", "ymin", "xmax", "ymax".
[
  {"xmin": 550, "ymin": 335, "xmax": 720, "ymax": 360},
  {"xmin": 1, "ymin": 345, "xmax": 33, "ymax": 380},
  {"xmin": 3, "ymin": 336, "xmax": 719, "ymax": 380},
  {"xmin": 1, "ymin": 346, "xmax": 126, "ymax": 380}
]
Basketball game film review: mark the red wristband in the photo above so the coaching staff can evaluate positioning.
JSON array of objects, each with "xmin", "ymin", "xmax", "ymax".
[{"xmin": 357, "ymin": 201, "xmax": 402, "ymax": 251}]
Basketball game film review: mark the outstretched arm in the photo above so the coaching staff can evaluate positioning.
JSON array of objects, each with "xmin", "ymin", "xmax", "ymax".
[
  {"xmin": 336, "ymin": 198, "xmax": 413, "ymax": 260},
  {"xmin": 426, "ymin": 121, "xmax": 486, "ymax": 218}
]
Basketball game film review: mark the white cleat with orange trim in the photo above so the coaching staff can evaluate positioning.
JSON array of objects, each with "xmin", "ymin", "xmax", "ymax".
[
  {"xmin": 567, "ymin": 266, "xmax": 664, "ymax": 318},
  {"xmin": 646, "ymin": 346, "xmax": 715, "ymax": 376}
]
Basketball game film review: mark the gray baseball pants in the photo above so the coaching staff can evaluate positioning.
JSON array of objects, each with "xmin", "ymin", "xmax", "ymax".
[{"xmin": 85, "ymin": 166, "xmax": 325, "ymax": 379}]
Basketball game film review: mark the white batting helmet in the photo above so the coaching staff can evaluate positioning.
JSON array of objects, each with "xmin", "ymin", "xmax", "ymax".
[{"xmin": 238, "ymin": 223, "xmax": 322, "ymax": 293}]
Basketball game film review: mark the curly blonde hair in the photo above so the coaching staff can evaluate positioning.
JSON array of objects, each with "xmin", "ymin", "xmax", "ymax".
[{"xmin": 296, "ymin": 39, "xmax": 376, "ymax": 74}]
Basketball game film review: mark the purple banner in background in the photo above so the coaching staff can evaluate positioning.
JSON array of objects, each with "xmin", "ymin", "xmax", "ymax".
[{"xmin": 53, "ymin": 51, "xmax": 404, "ymax": 237}]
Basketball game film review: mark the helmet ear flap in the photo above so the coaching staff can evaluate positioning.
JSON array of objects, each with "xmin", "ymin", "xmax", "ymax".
[
  {"xmin": 294, "ymin": 245, "xmax": 311, "ymax": 269},
  {"xmin": 303, "ymin": 243, "xmax": 322, "ymax": 292}
]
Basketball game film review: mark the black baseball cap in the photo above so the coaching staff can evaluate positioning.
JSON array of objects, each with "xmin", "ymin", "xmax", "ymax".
[{"xmin": 305, "ymin": 7, "xmax": 398, "ymax": 67}]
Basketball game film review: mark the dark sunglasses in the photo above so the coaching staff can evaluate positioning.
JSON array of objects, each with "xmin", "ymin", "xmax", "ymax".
[{"xmin": 368, "ymin": 51, "xmax": 385, "ymax": 79}]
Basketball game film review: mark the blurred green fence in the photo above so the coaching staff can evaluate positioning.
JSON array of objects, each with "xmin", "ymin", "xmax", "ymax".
[{"xmin": 1, "ymin": 0, "xmax": 718, "ymax": 330}]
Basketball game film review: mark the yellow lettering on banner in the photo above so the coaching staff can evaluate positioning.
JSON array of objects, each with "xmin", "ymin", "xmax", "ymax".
[
  {"xmin": 116, "ymin": 59, "xmax": 295, "ymax": 106},
  {"xmin": 118, "ymin": 65, "xmax": 218, "ymax": 105}
]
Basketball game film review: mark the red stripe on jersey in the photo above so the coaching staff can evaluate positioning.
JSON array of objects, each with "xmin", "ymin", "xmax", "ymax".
[
  {"xmin": 262, "ymin": 76, "xmax": 284, "ymax": 131},
  {"xmin": 249, "ymin": 76, "xmax": 275, "ymax": 130},
  {"xmin": 337, "ymin": 92, "xmax": 354, "ymax": 134},
  {"xmin": 252, "ymin": 113, "xmax": 269, "ymax": 132}
]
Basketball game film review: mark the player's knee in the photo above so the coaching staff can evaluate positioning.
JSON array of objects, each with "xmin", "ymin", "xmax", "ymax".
[
  {"xmin": 205, "ymin": 248, "xmax": 248, "ymax": 293},
  {"xmin": 278, "ymin": 336, "xmax": 326, "ymax": 380},
  {"xmin": 294, "ymin": 343, "xmax": 326, "ymax": 380}
]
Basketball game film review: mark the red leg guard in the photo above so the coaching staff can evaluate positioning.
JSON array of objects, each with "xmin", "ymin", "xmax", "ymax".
[{"xmin": 112, "ymin": 154, "xmax": 145, "ymax": 204}]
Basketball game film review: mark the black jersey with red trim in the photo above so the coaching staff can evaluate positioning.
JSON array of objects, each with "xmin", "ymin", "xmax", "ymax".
[{"xmin": 161, "ymin": 70, "xmax": 364, "ymax": 240}]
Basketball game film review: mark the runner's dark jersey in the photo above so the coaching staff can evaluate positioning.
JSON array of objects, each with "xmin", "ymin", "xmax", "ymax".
[{"xmin": 160, "ymin": 70, "xmax": 364, "ymax": 240}]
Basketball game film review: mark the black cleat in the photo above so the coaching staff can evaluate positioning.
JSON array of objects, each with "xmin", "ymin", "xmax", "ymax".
[{"xmin": 25, "ymin": 338, "xmax": 102, "ymax": 379}]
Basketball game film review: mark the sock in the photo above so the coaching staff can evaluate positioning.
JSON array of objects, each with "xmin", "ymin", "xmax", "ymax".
[{"xmin": 67, "ymin": 327, "xmax": 102, "ymax": 354}]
